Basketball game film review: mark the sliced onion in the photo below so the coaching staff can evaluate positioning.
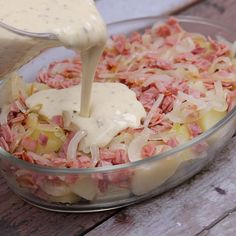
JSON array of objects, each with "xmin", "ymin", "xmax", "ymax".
[
  {"xmin": 108, "ymin": 132, "xmax": 133, "ymax": 151},
  {"xmin": 176, "ymin": 37, "xmax": 195, "ymax": 53},
  {"xmin": 109, "ymin": 143, "xmax": 127, "ymax": 151},
  {"xmin": 216, "ymin": 35, "xmax": 236, "ymax": 55},
  {"xmin": 143, "ymin": 74, "xmax": 173, "ymax": 87},
  {"xmin": 67, "ymin": 130, "xmax": 87, "ymax": 160},
  {"xmin": 90, "ymin": 145, "xmax": 100, "ymax": 166},
  {"xmin": 15, "ymin": 100, "xmax": 27, "ymax": 114},
  {"xmin": 210, "ymin": 56, "xmax": 232, "ymax": 73},
  {"xmin": 232, "ymin": 41, "xmax": 236, "ymax": 56},
  {"xmin": 178, "ymin": 92, "xmax": 207, "ymax": 109},
  {"xmin": 211, "ymin": 81, "xmax": 228, "ymax": 112},
  {"xmin": 143, "ymin": 94, "xmax": 164, "ymax": 128},
  {"xmin": 166, "ymin": 99, "xmax": 184, "ymax": 123},
  {"xmin": 62, "ymin": 111, "xmax": 73, "ymax": 129},
  {"xmin": 37, "ymin": 124, "xmax": 61, "ymax": 132},
  {"xmin": 175, "ymin": 63, "xmax": 199, "ymax": 76},
  {"xmin": 27, "ymin": 151, "xmax": 51, "ymax": 166},
  {"xmin": 0, "ymin": 105, "xmax": 10, "ymax": 125},
  {"xmin": 214, "ymin": 80, "xmax": 224, "ymax": 97},
  {"xmin": 128, "ymin": 128, "xmax": 152, "ymax": 162}
]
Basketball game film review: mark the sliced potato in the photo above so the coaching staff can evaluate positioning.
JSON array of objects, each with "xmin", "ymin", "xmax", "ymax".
[
  {"xmin": 40, "ymin": 181, "xmax": 71, "ymax": 197},
  {"xmin": 199, "ymin": 109, "xmax": 227, "ymax": 131},
  {"xmin": 95, "ymin": 186, "xmax": 130, "ymax": 202},
  {"xmin": 70, "ymin": 177, "xmax": 97, "ymax": 201},
  {"xmin": 48, "ymin": 192, "xmax": 80, "ymax": 204},
  {"xmin": 25, "ymin": 116, "xmax": 65, "ymax": 154},
  {"xmin": 131, "ymin": 156, "xmax": 181, "ymax": 196},
  {"xmin": 32, "ymin": 129, "xmax": 64, "ymax": 154},
  {"xmin": 171, "ymin": 123, "xmax": 190, "ymax": 142}
]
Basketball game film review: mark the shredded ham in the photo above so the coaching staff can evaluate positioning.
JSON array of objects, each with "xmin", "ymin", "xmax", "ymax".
[
  {"xmin": 38, "ymin": 134, "xmax": 48, "ymax": 146},
  {"xmin": 141, "ymin": 142, "xmax": 156, "ymax": 158},
  {"xmin": 52, "ymin": 115, "xmax": 64, "ymax": 128}
]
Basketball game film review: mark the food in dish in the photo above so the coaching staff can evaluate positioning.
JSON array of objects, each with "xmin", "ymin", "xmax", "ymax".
[{"xmin": 1, "ymin": 18, "xmax": 236, "ymax": 202}]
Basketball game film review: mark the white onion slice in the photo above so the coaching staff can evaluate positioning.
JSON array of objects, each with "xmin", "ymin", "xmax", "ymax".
[
  {"xmin": 0, "ymin": 105, "xmax": 10, "ymax": 125},
  {"xmin": 178, "ymin": 91, "xmax": 207, "ymax": 109},
  {"xmin": 67, "ymin": 130, "xmax": 87, "ymax": 160},
  {"xmin": 15, "ymin": 100, "xmax": 27, "ymax": 114},
  {"xmin": 128, "ymin": 128, "xmax": 152, "ymax": 162},
  {"xmin": 143, "ymin": 94, "xmax": 164, "ymax": 128},
  {"xmin": 143, "ymin": 74, "xmax": 173, "ymax": 87},
  {"xmin": 90, "ymin": 145, "xmax": 100, "ymax": 166}
]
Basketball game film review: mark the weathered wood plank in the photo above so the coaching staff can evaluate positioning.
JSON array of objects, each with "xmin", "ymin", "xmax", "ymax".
[
  {"xmin": 203, "ymin": 211, "xmax": 236, "ymax": 236},
  {"xmin": 0, "ymin": 175, "xmax": 118, "ymax": 236}
]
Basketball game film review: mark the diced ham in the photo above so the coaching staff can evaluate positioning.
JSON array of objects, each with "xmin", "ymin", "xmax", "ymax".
[
  {"xmin": 139, "ymin": 86, "xmax": 159, "ymax": 111},
  {"xmin": 187, "ymin": 123, "xmax": 202, "ymax": 137},
  {"xmin": 161, "ymin": 95, "xmax": 174, "ymax": 113},
  {"xmin": 77, "ymin": 155, "xmax": 92, "ymax": 168},
  {"xmin": 167, "ymin": 17, "xmax": 182, "ymax": 33},
  {"xmin": 0, "ymin": 137, "xmax": 9, "ymax": 151},
  {"xmin": 112, "ymin": 34, "xmax": 129, "ymax": 55},
  {"xmin": 141, "ymin": 143, "xmax": 156, "ymax": 158},
  {"xmin": 99, "ymin": 148, "xmax": 129, "ymax": 165},
  {"xmin": 38, "ymin": 133, "xmax": 48, "ymax": 146},
  {"xmin": 52, "ymin": 115, "xmax": 64, "ymax": 128},
  {"xmin": 9, "ymin": 114, "xmax": 26, "ymax": 124},
  {"xmin": 130, "ymin": 32, "xmax": 142, "ymax": 43},
  {"xmin": 208, "ymin": 37, "xmax": 230, "ymax": 57},
  {"xmin": 166, "ymin": 137, "xmax": 179, "ymax": 147},
  {"xmin": 37, "ymin": 59, "xmax": 81, "ymax": 89},
  {"xmin": 156, "ymin": 25, "xmax": 171, "ymax": 38},
  {"xmin": 21, "ymin": 137, "xmax": 37, "ymax": 151},
  {"xmin": 0, "ymin": 124, "xmax": 13, "ymax": 142}
]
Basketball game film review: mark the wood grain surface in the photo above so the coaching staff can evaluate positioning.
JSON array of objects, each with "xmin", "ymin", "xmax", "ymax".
[{"xmin": 0, "ymin": 0, "xmax": 236, "ymax": 236}]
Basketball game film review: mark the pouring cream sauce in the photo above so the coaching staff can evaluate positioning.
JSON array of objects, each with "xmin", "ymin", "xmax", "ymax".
[
  {"xmin": 25, "ymin": 83, "xmax": 146, "ymax": 152},
  {"xmin": 1, "ymin": 0, "xmax": 146, "ymax": 151},
  {"xmin": 0, "ymin": 0, "xmax": 106, "ymax": 117}
]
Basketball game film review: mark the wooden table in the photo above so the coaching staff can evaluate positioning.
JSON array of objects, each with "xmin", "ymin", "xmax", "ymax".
[{"xmin": 1, "ymin": 0, "xmax": 236, "ymax": 235}]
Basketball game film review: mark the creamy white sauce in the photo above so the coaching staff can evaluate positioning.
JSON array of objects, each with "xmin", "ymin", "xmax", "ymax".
[
  {"xmin": 0, "ymin": 0, "xmax": 107, "ymax": 117},
  {"xmin": 25, "ymin": 83, "xmax": 146, "ymax": 152},
  {"xmin": 0, "ymin": 0, "xmax": 106, "ymax": 49}
]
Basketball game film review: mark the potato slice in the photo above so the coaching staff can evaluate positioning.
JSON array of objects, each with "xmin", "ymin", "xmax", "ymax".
[
  {"xmin": 33, "ymin": 130, "xmax": 64, "ymax": 154},
  {"xmin": 131, "ymin": 156, "xmax": 180, "ymax": 196},
  {"xmin": 40, "ymin": 181, "xmax": 71, "ymax": 197},
  {"xmin": 70, "ymin": 177, "xmax": 97, "ymax": 201},
  {"xmin": 199, "ymin": 109, "xmax": 227, "ymax": 131},
  {"xmin": 48, "ymin": 192, "xmax": 80, "ymax": 204},
  {"xmin": 95, "ymin": 186, "xmax": 130, "ymax": 202},
  {"xmin": 171, "ymin": 123, "xmax": 190, "ymax": 142}
]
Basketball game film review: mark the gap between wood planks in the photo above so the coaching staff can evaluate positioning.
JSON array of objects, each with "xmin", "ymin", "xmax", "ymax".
[
  {"xmin": 79, "ymin": 210, "xmax": 122, "ymax": 236},
  {"xmin": 194, "ymin": 206, "xmax": 236, "ymax": 236}
]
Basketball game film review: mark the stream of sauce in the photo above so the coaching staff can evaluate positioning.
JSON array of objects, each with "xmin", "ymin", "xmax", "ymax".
[
  {"xmin": 0, "ymin": 0, "xmax": 146, "ymax": 151},
  {"xmin": 0, "ymin": 0, "xmax": 107, "ymax": 117},
  {"xmin": 26, "ymin": 83, "xmax": 146, "ymax": 152}
]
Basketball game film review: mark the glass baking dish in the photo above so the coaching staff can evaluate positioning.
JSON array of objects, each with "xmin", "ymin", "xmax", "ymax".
[{"xmin": 0, "ymin": 15, "xmax": 236, "ymax": 212}]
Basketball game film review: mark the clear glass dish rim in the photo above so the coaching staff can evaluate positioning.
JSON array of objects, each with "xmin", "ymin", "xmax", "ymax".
[{"xmin": 0, "ymin": 15, "xmax": 235, "ymax": 174}]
